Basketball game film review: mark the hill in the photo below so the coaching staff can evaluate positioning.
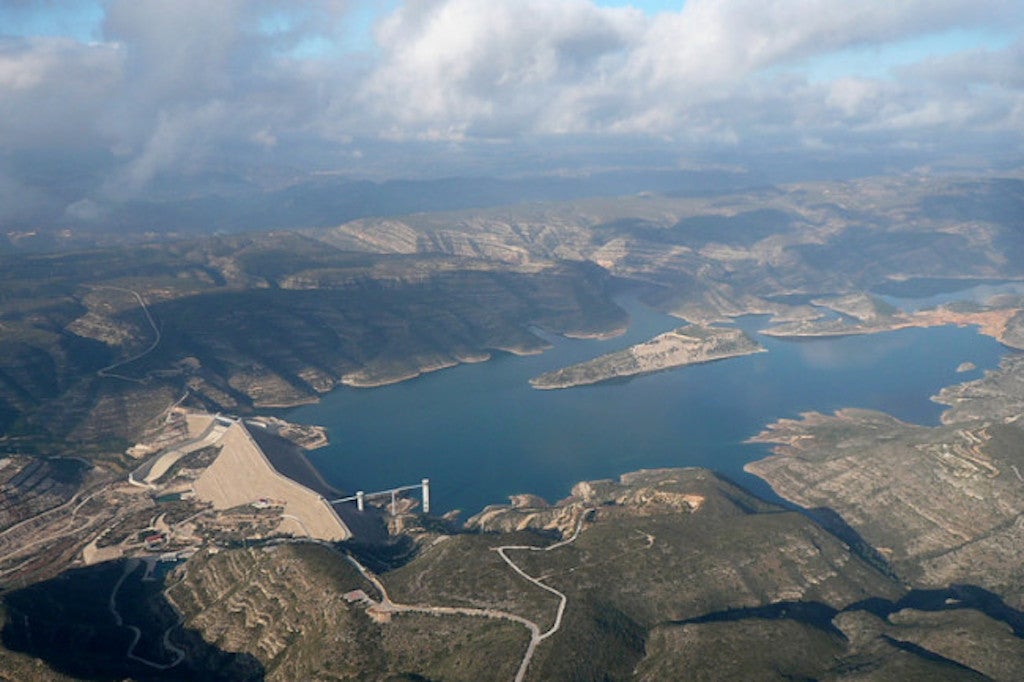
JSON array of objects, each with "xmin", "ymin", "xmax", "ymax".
[
  {"xmin": 9, "ymin": 467, "xmax": 1021, "ymax": 680},
  {"xmin": 3, "ymin": 174, "xmax": 1023, "ymax": 457}
]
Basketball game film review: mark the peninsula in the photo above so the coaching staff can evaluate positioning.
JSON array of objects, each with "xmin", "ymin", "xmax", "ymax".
[
  {"xmin": 530, "ymin": 325, "xmax": 765, "ymax": 389},
  {"xmin": 762, "ymin": 292, "xmax": 1024, "ymax": 349}
]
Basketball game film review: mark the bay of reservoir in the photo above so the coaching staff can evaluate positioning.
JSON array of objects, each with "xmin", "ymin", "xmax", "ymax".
[{"xmin": 286, "ymin": 296, "xmax": 1010, "ymax": 516}]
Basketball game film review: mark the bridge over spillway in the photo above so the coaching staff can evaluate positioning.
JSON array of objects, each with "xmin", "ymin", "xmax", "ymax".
[{"xmin": 331, "ymin": 479, "xmax": 430, "ymax": 515}]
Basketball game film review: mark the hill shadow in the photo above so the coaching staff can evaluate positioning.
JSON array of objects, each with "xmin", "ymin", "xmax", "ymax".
[{"xmin": 2, "ymin": 559, "xmax": 264, "ymax": 681}]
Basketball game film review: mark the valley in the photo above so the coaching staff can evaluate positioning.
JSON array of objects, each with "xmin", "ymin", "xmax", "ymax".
[{"xmin": 2, "ymin": 172, "xmax": 1024, "ymax": 679}]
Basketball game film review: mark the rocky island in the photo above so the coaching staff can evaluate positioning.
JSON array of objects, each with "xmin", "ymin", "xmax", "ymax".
[{"xmin": 530, "ymin": 324, "xmax": 765, "ymax": 389}]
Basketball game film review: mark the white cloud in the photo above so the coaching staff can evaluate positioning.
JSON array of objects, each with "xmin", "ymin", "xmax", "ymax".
[
  {"xmin": 0, "ymin": 37, "xmax": 122, "ymax": 146},
  {"xmin": 0, "ymin": 0, "xmax": 1020, "ymax": 210},
  {"xmin": 359, "ymin": 0, "xmax": 644, "ymax": 137},
  {"xmin": 354, "ymin": 0, "xmax": 1024, "ymax": 141},
  {"xmin": 64, "ymin": 197, "xmax": 105, "ymax": 222},
  {"xmin": 108, "ymin": 100, "xmax": 230, "ymax": 194},
  {"xmin": 826, "ymin": 78, "xmax": 884, "ymax": 119}
]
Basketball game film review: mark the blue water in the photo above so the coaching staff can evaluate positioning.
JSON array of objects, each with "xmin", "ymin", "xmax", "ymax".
[{"xmin": 286, "ymin": 297, "xmax": 1009, "ymax": 515}]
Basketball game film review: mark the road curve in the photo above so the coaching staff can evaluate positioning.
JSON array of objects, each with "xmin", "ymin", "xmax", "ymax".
[
  {"xmin": 344, "ymin": 509, "xmax": 589, "ymax": 682},
  {"xmin": 109, "ymin": 559, "xmax": 186, "ymax": 670},
  {"xmin": 91, "ymin": 285, "xmax": 162, "ymax": 383},
  {"xmin": 494, "ymin": 511, "xmax": 588, "ymax": 681}
]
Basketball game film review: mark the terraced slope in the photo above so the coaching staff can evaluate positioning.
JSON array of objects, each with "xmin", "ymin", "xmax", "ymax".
[
  {"xmin": 154, "ymin": 468, "xmax": 1024, "ymax": 680},
  {"xmin": 748, "ymin": 354, "xmax": 1024, "ymax": 607}
]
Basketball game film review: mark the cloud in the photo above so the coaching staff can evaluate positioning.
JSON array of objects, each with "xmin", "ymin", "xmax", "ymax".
[
  {"xmin": 351, "ymin": 0, "xmax": 1024, "ymax": 146},
  {"xmin": 0, "ymin": 0, "xmax": 1021, "ymax": 217},
  {"xmin": 360, "ymin": 0, "xmax": 644, "ymax": 138},
  {"xmin": 0, "ymin": 37, "xmax": 122, "ymax": 146},
  {"xmin": 107, "ymin": 100, "xmax": 232, "ymax": 194},
  {"xmin": 64, "ymin": 197, "xmax": 105, "ymax": 222},
  {"xmin": 817, "ymin": 41, "xmax": 1024, "ymax": 134}
]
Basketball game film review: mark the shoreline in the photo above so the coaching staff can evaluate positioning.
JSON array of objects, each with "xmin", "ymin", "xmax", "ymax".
[
  {"xmin": 562, "ymin": 324, "xmax": 629, "ymax": 341},
  {"xmin": 338, "ymin": 345, "xmax": 553, "ymax": 389},
  {"xmin": 763, "ymin": 308, "xmax": 1022, "ymax": 348},
  {"xmin": 530, "ymin": 325, "xmax": 766, "ymax": 390},
  {"xmin": 531, "ymin": 346, "xmax": 767, "ymax": 390},
  {"xmin": 308, "ymin": 320, "xmax": 631, "ymax": 391}
]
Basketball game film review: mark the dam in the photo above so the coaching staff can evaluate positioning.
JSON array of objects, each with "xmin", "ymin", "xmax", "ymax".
[
  {"xmin": 130, "ymin": 411, "xmax": 419, "ymax": 543},
  {"xmin": 191, "ymin": 419, "xmax": 353, "ymax": 541}
]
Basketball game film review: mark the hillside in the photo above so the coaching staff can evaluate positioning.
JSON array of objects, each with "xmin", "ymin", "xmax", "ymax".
[
  {"xmin": 2, "ymin": 175, "xmax": 1023, "ymax": 456},
  {"xmin": 2, "ymin": 172, "xmax": 1024, "ymax": 678},
  {"xmin": 8, "ymin": 467, "xmax": 1021, "ymax": 680},
  {"xmin": 748, "ymin": 353, "xmax": 1024, "ymax": 607}
]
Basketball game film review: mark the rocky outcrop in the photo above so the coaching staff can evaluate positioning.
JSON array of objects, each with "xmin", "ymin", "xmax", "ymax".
[{"xmin": 934, "ymin": 353, "xmax": 1024, "ymax": 424}]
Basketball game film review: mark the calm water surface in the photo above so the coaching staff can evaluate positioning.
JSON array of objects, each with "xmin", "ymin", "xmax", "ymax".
[{"xmin": 286, "ymin": 296, "xmax": 1008, "ymax": 515}]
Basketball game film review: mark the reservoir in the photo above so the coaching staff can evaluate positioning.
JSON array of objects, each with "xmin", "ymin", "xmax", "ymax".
[{"xmin": 286, "ymin": 296, "xmax": 1010, "ymax": 516}]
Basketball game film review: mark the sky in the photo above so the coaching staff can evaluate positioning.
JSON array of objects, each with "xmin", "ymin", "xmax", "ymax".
[{"xmin": 1, "ymin": 0, "xmax": 1022, "ymax": 228}]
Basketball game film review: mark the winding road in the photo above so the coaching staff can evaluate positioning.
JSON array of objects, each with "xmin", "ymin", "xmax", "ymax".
[
  {"xmin": 0, "ymin": 476, "xmax": 116, "ymax": 580},
  {"xmin": 345, "ymin": 510, "xmax": 589, "ymax": 682},
  {"xmin": 492, "ymin": 513, "xmax": 587, "ymax": 680},
  {"xmin": 109, "ymin": 559, "xmax": 186, "ymax": 671},
  {"xmin": 91, "ymin": 285, "xmax": 162, "ymax": 383}
]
